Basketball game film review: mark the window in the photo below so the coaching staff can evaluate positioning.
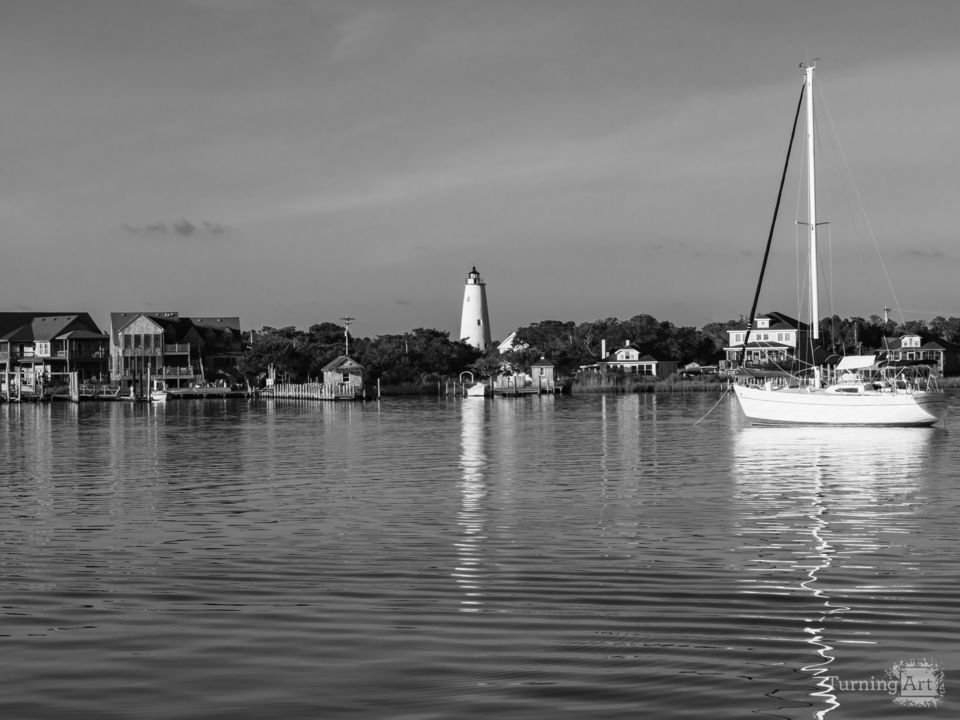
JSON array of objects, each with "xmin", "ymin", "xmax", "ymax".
[
  {"xmin": 342, "ymin": 372, "xmax": 350, "ymax": 382},
  {"xmin": 477, "ymin": 319, "xmax": 481, "ymax": 326},
  {"xmin": 35, "ymin": 342, "xmax": 51, "ymax": 357}
]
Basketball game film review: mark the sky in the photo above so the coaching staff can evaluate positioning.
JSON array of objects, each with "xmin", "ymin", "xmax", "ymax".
[{"xmin": 2, "ymin": 0, "xmax": 960, "ymax": 340}]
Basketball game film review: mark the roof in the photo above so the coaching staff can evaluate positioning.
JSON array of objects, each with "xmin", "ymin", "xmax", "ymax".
[
  {"xmin": 57, "ymin": 329, "xmax": 109, "ymax": 340},
  {"xmin": 111, "ymin": 312, "xmax": 180, "ymax": 344},
  {"xmin": 602, "ymin": 344, "xmax": 663, "ymax": 363},
  {"xmin": 724, "ymin": 340, "xmax": 792, "ymax": 350},
  {"xmin": 110, "ymin": 312, "xmax": 241, "ymax": 347},
  {"xmin": 0, "ymin": 312, "xmax": 103, "ymax": 340},
  {"xmin": 321, "ymin": 355, "xmax": 364, "ymax": 373},
  {"xmin": 190, "ymin": 317, "xmax": 241, "ymax": 332},
  {"xmin": 729, "ymin": 311, "xmax": 809, "ymax": 333},
  {"xmin": 1, "ymin": 314, "xmax": 105, "ymax": 343}
]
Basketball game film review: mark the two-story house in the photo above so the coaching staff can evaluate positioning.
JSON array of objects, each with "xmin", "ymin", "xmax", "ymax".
[
  {"xmin": 110, "ymin": 312, "xmax": 244, "ymax": 390},
  {"xmin": 880, "ymin": 334, "xmax": 960, "ymax": 375},
  {"xmin": 724, "ymin": 312, "xmax": 812, "ymax": 368},
  {"xmin": 0, "ymin": 313, "xmax": 108, "ymax": 394},
  {"xmin": 598, "ymin": 340, "xmax": 678, "ymax": 378}
]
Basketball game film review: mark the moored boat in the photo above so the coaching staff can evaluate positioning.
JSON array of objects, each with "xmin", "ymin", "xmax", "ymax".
[{"xmin": 732, "ymin": 64, "xmax": 947, "ymax": 427}]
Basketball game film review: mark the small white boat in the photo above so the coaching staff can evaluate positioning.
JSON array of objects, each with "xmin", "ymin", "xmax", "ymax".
[
  {"xmin": 732, "ymin": 64, "xmax": 947, "ymax": 427},
  {"xmin": 465, "ymin": 382, "xmax": 488, "ymax": 397},
  {"xmin": 460, "ymin": 371, "xmax": 488, "ymax": 398},
  {"xmin": 150, "ymin": 380, "xmax": 169, "ymax": 402}
]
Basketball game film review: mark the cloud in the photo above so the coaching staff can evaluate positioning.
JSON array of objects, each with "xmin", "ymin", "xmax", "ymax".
[
  {"xmin": 121, "ymin": 219, "xmax": 232, "ymax": 237},
  {"xmin": 173, "ymin": 218, "xmax": 195, "ymax": 236}
]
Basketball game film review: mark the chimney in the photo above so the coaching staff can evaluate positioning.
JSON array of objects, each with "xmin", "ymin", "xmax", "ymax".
[{"xmin": 601, "ymin": 339, "xmax": 606, "ymax": 359}]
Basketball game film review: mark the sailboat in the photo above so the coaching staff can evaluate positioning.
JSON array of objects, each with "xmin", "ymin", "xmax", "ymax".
[{"xmin": 732, "ymin": 64, "xmax": 948, "ymax": 426}]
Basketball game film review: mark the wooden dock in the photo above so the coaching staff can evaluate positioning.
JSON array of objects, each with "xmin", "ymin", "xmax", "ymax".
[{"xmin": 261, "ymin": 382, "xmax": 365, "ymax": 401}]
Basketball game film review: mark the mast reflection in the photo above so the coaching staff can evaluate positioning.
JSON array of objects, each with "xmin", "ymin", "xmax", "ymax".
[{"xmin": 733, "ymin": 426, "xmax": 933, "ymax": 718}]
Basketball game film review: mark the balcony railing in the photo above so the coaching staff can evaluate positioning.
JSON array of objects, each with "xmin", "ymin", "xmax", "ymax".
[
  {"xmin": 165, "ymin": 344, "xmax": 190, "ymax": 354},
  {"xmin": 160, "ymin": 367, "xmax": 196, "ymax": 377}
]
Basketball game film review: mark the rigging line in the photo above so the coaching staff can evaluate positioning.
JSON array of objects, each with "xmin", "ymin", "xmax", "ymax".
[
  {"xmin": 815, "ymin": 78, "xmax": 905, "ymax": 326},
  {"xmin": 692, "ymin": 383, "xmax": 731, "ymax": 426},
  {"xmin": 741, "ymin": 79, "xmax": 806, "ymax": 365}
]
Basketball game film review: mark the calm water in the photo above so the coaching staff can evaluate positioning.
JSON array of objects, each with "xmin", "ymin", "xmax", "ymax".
[{"xmin": 1, "ymin": 393, "xmax": 959, "ymax": 719}]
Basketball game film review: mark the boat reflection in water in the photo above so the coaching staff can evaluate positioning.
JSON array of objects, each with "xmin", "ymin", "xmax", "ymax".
[
  {"xmin": 732, "ymin": 426, "xmax": 935, "ymax": 718},
  {"xmin": 456, "ymin": 397, "xmax": 488, "ymax": 612}
]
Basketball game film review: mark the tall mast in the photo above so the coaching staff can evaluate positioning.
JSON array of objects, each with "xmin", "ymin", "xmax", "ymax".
[{"xmin": 805, "ymin": 64, "xmax": 819, "ymax": 341}]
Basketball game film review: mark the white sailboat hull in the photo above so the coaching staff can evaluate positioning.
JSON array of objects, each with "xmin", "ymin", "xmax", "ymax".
[{"xmin": 733, "ymin": 383, "xmax": 947, "ymax": 426}]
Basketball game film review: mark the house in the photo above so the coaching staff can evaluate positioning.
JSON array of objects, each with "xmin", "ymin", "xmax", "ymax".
[
  {"xmin": 321, "ymin": 355, "xmax": 365, "ymax": 398},
  {"xmin": 724, "ymin": 312, "xmax": 812, "ymax": 368},
  {"xmin": 599, "ymin": 340, "xmax": 678, "ymax": 379},
  {"xmin": 110, "ymin": 312, "xmax": 193, "ymax": 388},
  {"xmin": 530, "ymin": 357, "xmax": 556, "ymax": 391},
  {"xmin": 180, "ymin": 317, "xmax": 243, "ymax": 380},
  {"xmin": 109, "ymin": 312, "xmax": 244, "ymax": 390},
  {"xmin": 0, "ymin": 313, "xmax": 108, "ymax": 395},
  {"xmin": 879, "ymin": 335, "xmax": 960, "ymax": 376}
]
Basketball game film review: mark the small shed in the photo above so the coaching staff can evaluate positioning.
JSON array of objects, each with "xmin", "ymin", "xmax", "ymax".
[
  {"xmin": 530, "ymin": 356, "xmax": 555, "ymax": 391},
  {"xmin": 321, "ymin": 355, "xmax": 365, "ymax": 398}
]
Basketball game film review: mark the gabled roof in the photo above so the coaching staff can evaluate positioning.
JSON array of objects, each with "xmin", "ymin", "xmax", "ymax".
[
  {"xmin": 0, "ymin": 312, "xmax": 102, "ymax": 340},
  {"xmin": 57, "ymin": 329, "xmax": 109, "ymax": 340},
  {"xmin": 321, "ymin": 355, "xmax": 364, "ymax": 373},
  {"xmin": 881, "ymin": 335, "xmax": 955, "ymax": 352},
  {"xmin": 1, "ymin": 314, "xmax": 105, "ymax": 343},
  {"xmin": 760, "ymin": 311, "xmax": 808, "ymax": 330},
  {"xmin": 729, "ymin": 311, "xmax": 808, "ymax": 332},
  {"xmin": 110, "ymin": 312, "xmax": 180, "ymax": 344},
  {"xmin": 601, "ymin": 342, "xmax": 664, "ymax": 363}
]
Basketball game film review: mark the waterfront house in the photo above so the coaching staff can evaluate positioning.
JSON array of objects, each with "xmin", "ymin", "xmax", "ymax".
[
  {"xmin": 530, "ymin": 357, "xmax": 556, "ymax": 391},
  {"xmin": 0, "ymin": 313, "xmax": 108, "ymax": 395},
  {"xmin": 723, "ymin": 312, "xmax": 812, "ymax": 368},
  {"xmin": 321, "ymin": 355, "xmax": 365, "ymax": 398},
  {"xmin": 109, "ymin": 312, "xmax": 244, "ymax": 393},
  {"xmin": 879, "ymin": 335, "xmax": 960, "ymax": 376},
  {"xmin": 598, "ymin": 340, "xmax": 678, "ymax": 378}
]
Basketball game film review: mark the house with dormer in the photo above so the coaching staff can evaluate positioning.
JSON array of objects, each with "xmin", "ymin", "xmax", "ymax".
[
  {"xmin": 880, "ymin": 334, "xmax": 960, "ymax": 376},
  {"xmin": 109, "ymin": 312, "xmax": 243, "ymax": 389},
  {"xmin": 598, "ymin": 340, "xmax": 678, "ymax": 378},
  {"xmin": 0, "ymin": 313, "xmax": 108, "ymax": 394},
  {"xmin": 724, "ymin": 312, "xmax": 813, "ymax": 368}
]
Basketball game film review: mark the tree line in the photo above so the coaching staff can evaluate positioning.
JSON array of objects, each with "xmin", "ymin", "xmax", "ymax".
[{"xmin": 237, "ymin": 314, "xmax": 960, "ymax": 384}]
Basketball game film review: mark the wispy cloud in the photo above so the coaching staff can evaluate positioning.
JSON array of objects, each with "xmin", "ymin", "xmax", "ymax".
[{"xmin": 122, "ymin": 219, "xmax": 232, "ymax": 237}]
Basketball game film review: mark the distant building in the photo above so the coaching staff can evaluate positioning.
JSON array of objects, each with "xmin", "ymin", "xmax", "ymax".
[
  {"xmin": 321, "ymin": 355, "xmax": 365, "ymax": 398},
  {"xmin": 724, "ymin": 312, "xmax": 812, "ymax": 367},
  {"xmin": 109, "ymin": 312, "xmax": 243, "ymax": 387},
  {"xmin": 459, "ymin": 266, "xmax": 492, "ymax": 351},
  {"xmin": 880, "ymin": 334, "xmax": 960, "ymax": 375},
  {"xmin": 530, "ymin": 357, "xmax": 556, "ymax": 390},
  {"xmin": 0, "ymin": 312, "xmax": 108, "ymax": 392},
  {"xmin": 598, "ymin": 340, "xmax": 678, "ymax": 378}
]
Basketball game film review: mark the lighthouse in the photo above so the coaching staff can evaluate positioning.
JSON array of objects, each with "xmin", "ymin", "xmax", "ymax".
[{"xmin": 459, "ymin": 266, "xmax": 492, "ymax": 351}]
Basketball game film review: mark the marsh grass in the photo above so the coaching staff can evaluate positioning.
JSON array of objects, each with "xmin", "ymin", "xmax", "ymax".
[{"xmin": 574, "ymin": 373, "xmax": 724, "ymax": 394}]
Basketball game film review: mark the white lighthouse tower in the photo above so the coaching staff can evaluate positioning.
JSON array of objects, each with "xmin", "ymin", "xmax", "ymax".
[{"xmin": 459, "ymin": 266, "xmax": 492, "ymax": 351}]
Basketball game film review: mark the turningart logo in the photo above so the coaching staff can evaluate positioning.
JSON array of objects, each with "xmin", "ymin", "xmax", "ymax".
[
  {"xmin": 889, "ymin": 658, "xmax": 944, "ymax": 709},
  {"xmin": 828, "ymin": 658, "xmax": 944, "ymax": 709}
]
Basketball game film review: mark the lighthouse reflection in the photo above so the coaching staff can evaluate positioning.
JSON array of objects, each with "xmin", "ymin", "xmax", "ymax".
[
  {"xmin": 732, "ymin": 426, "xmax": 934, "ymax": 718},
  {"xmin": 455, "ymin": 398, "xmax": 488, "ymax": 612}
]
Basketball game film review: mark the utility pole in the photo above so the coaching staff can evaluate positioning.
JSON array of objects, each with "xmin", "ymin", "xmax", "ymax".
[{"xmin": 340, "ymin": 316, "xmax": 354, "ymax": 356}]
